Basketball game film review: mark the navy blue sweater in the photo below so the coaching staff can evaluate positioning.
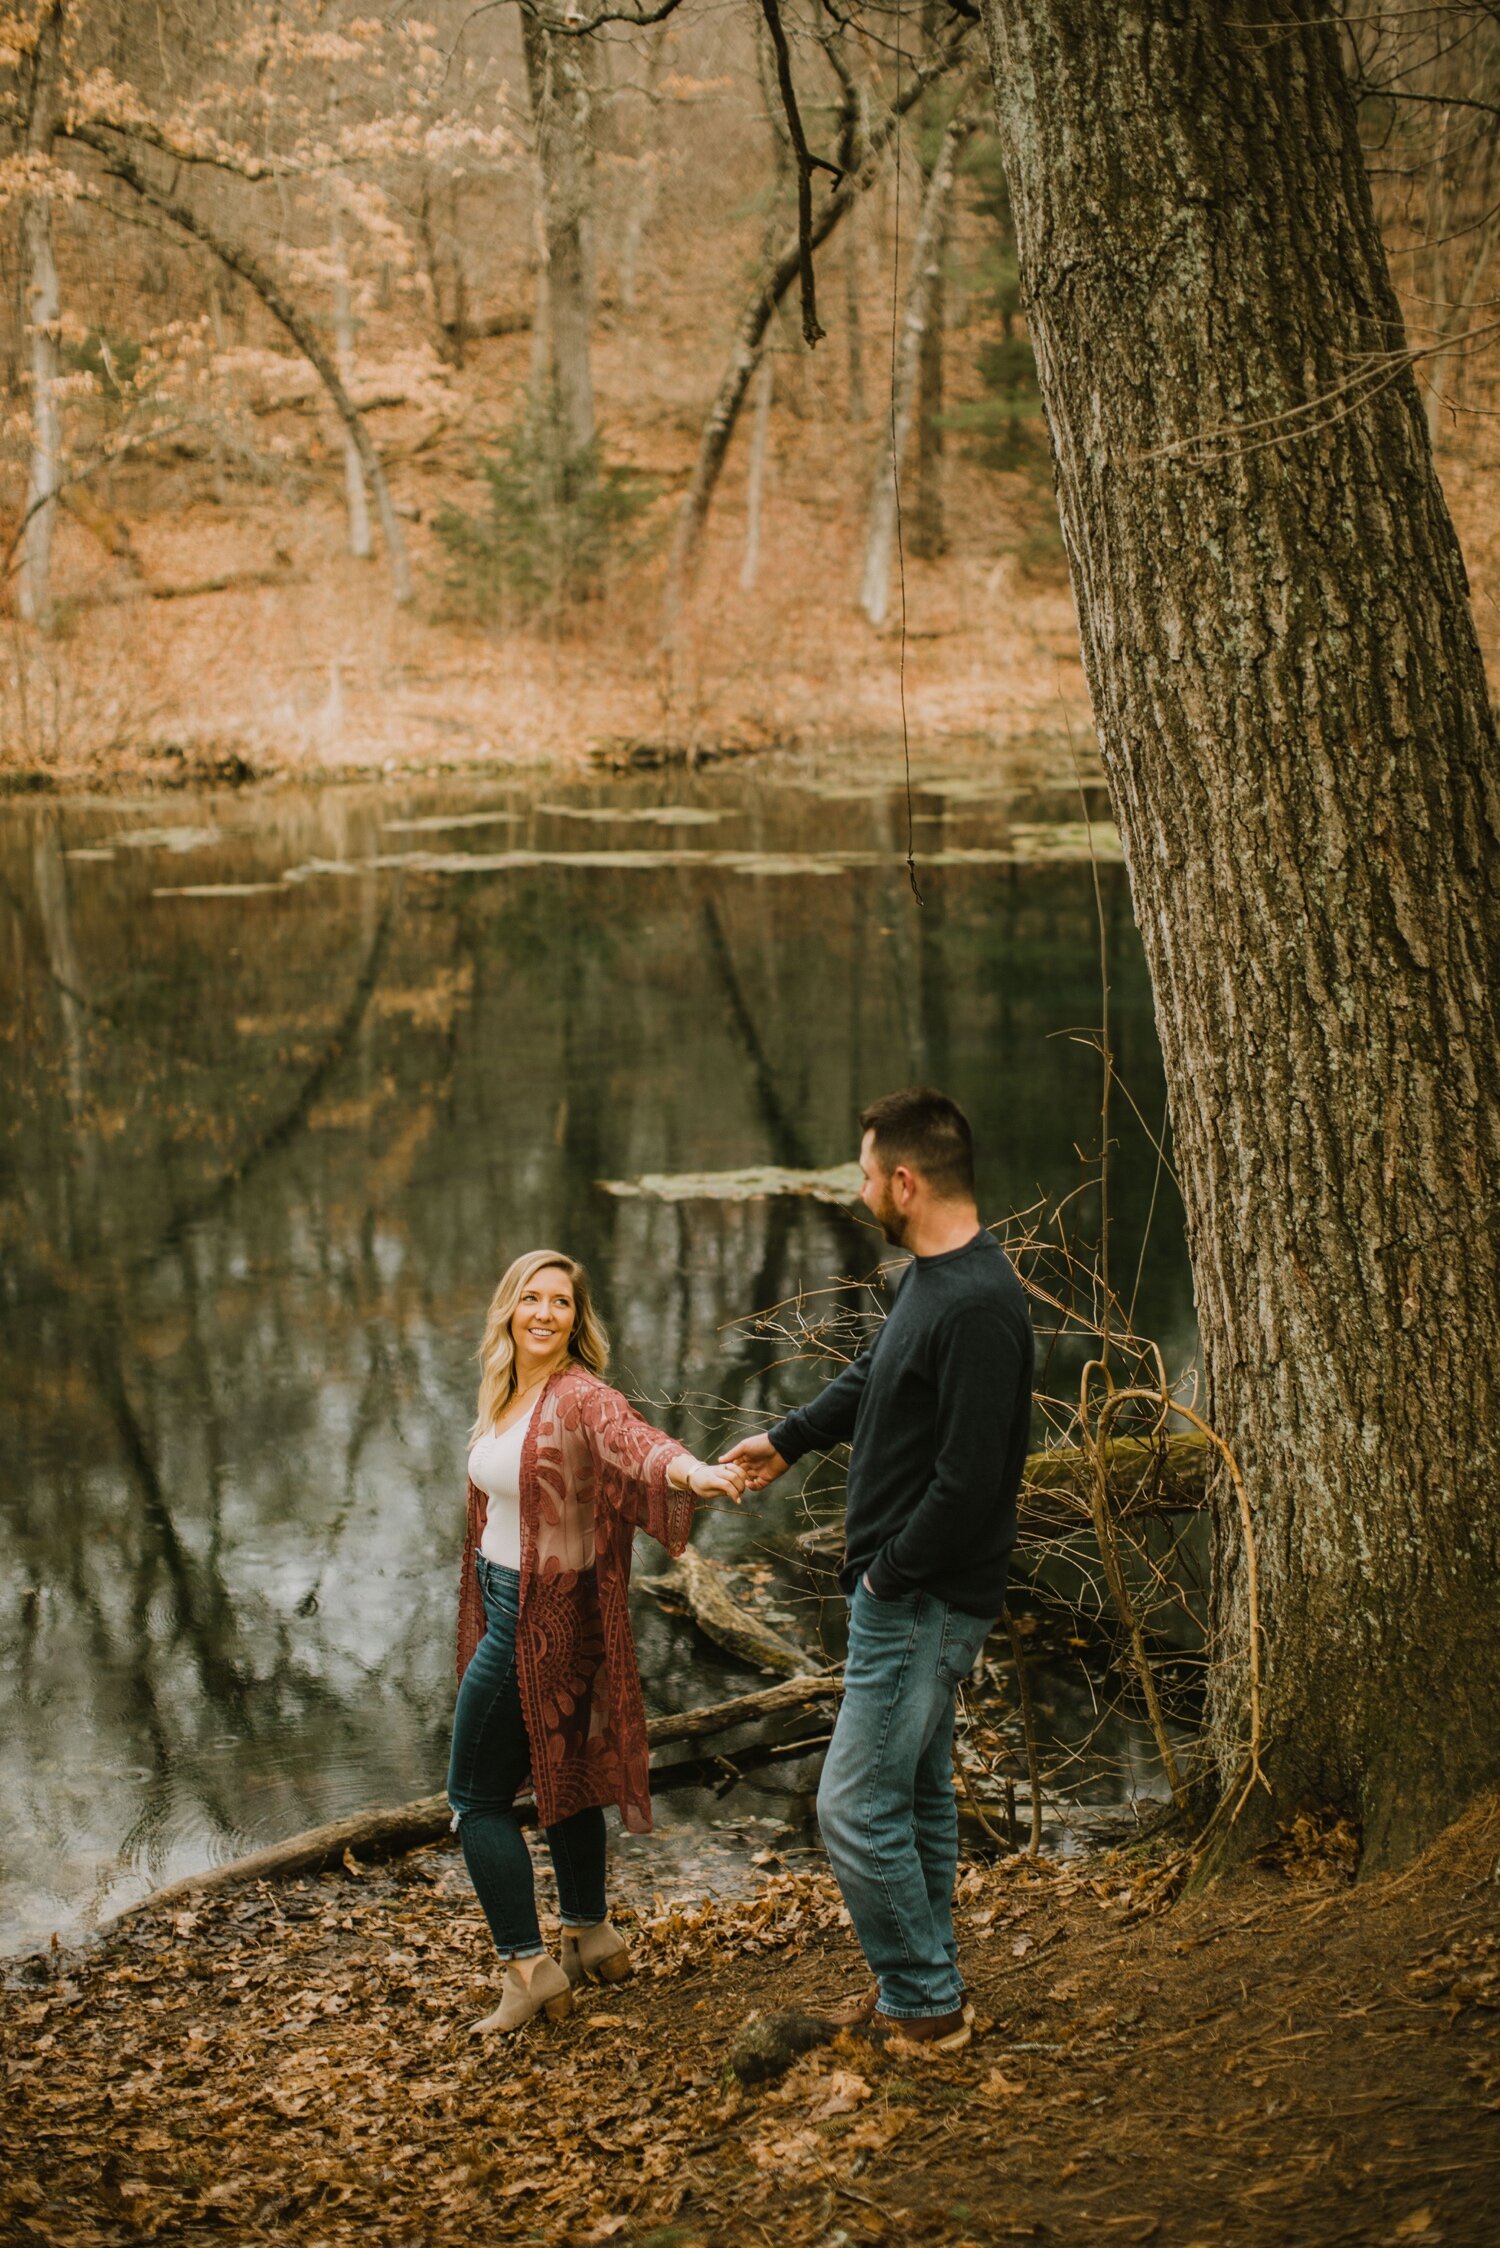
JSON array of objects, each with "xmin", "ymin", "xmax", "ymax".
[{"xmin": 769, "ymin": 1229, "xmax": 1034, "ymax": 1619}]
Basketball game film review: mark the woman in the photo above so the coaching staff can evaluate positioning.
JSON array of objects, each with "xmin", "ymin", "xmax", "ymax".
[{"xmin": 448, "ymin": 1248, "xmax": 745, "ymax": 2035}]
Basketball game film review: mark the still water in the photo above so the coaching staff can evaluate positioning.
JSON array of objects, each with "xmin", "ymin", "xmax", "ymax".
[{"xmin": 0, "ymin": 754, "xmax": 1195, "ymax": 1956}]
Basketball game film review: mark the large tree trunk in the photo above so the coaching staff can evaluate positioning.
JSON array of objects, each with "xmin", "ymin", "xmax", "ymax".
[
  {"xmin": 522, "ymin": 15, "xmax": 597, "ymax": 455},
  {"xmin": 859, "ymin": 110, "xmax": 964, "ymax": 627},
  {"xmin": 18, "ymin": 2, "xmax": 64, "ymax": 628},
  {"xmin": 979, "ymin": 0, "xmax": 1500, "ymax": 1871}
]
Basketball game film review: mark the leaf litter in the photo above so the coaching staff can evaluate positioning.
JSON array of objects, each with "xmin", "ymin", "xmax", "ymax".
[{"xmin": 2, "ymin": 1796, "xmax": 1495, "ymax": 2246}]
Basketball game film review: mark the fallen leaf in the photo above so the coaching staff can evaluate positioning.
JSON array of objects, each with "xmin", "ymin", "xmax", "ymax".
[{"xmin": 809, "ymin": 2069, "xmax": 872, "ymax": 2118}]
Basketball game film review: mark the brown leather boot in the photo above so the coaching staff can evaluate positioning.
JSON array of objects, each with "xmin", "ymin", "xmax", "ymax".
[
  {"xmin": 824, "ymin": 1982, "xmax": 880, "ymax": 2029},
  {"xmin": 559, "ymin": 1919, "xmax": 632, "ymax": 1987},
  {"xmin": 471, "ymin": 1952, "xmax": 574, "ymax": 2035},
  {"xmin": 858, "ymin": 2004, "xmax": 971, "ymax": 2052},
  {"xmin": 826, "ymin": 1983, "xmax": 973, "ymax": 2031}
]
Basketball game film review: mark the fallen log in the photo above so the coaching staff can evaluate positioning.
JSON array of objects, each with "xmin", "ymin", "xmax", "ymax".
[
  {"xmin": 104, "ymin": 1672, "xmax": 842, "ymax": 1927},
  {"xmin": 638, "ymin": 1544, "xmax": 815, "ymax": 1675},
  {"xmin": 795, "ymin": 1431, "xmax": 1210, "ymax": 1561}
]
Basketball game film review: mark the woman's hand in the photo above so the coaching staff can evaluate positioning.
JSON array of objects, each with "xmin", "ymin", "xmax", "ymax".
[
  {"xmin": 719, "ymin": 1432, "xmax": 789, "ymax": 1491},
  {"xmin": 678, "ymin": 1457, "xmax": 747, "ymax": 1503}
]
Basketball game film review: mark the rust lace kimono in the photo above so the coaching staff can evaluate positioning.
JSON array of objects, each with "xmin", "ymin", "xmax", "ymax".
[{"xmin": 456, "ymin": 1364, "xmax": 693, "ymax": 1834}]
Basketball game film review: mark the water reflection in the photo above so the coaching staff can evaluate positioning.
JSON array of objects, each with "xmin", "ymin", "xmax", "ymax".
[{"xmin": 0, "ymin": 765, "xmax": 1193, "ymax": 1955}]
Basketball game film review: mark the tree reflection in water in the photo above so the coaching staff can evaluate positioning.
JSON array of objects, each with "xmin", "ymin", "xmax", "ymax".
[{"xmin": 0, "ymin": 770, "xmax": 1194, "ymax": 1953}]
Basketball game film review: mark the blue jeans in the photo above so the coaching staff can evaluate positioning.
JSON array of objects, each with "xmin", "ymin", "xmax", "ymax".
[
  {"xmin": 817, "ymin": 1582, "xmax": 991, "ymax": 2019},
  {"xmin": 446, "ymin": 1557, "xmax": 608, "ymax": 1958}
]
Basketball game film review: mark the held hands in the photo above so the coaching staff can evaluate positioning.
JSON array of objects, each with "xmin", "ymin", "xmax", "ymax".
[
  {"xmin": 717, "ymin": 1432, "xmax": 790, "ymax": 1492},
  {"xmin": 681, "ymin": 1457, "xmax": 748, "ymax": 1504}
]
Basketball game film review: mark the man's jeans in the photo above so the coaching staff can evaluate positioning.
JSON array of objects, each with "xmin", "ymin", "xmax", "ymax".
[
  {"xmin": 446, "ymin": 1557, "xmax": 608, "ymax": 1958},
  {"xmin": 818, "ymin": 1582, "xmax": 991, "ymax": 2019}
]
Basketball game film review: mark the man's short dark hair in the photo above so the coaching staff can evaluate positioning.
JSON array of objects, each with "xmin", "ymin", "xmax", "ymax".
[{"xmin": 858, "ymin": 1087, "xmax": 976, "ymax": 1201}]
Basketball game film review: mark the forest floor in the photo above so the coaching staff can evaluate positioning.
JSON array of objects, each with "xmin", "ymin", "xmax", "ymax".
[{"xmin": 2, "ymin": 1793, "xmax": 1496, "ymax": 2248}]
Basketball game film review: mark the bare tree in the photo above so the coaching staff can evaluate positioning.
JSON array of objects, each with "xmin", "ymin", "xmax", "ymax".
[
  {"xmin": 662, "ymin": 32, "xmax": 970, "ymax": 632},
  {"xmin": 16, "ymin": 1, "xmax": 65, "ymax": 628},
  {"xmin": 66, "ymin": 125, "xmax": 414, "ymax": 606},
  {"xmin": 523, "ymin": 13, "xmax": 598, "ymax": 454},
  {"xmin": 327, "ymin": 89, "xmax": 372, "ymax": 562},
  {"xmin": 859, "ymin": 106, "xmax": 966, "ymax": 627},
  {"xmin": 740, "ymin": 348, "xmax": 774, "ymax": 589}
]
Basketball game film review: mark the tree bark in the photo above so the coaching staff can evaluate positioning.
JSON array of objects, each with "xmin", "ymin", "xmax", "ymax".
[
  {"xmin": 522, "ymin": 14, "xmax": 597, "ymax": 455},
  {"xmin": 740, "ymin": 349, "xmax": 774, "ymax": 590},
  {"xmin": 18, "ymin": 2, "xmax": 65, "ymax": 629},
  {"xmin": 907, "ymin": 184, "xmax": 949, "ymax": 558},
  {"xmin": 844, "ymin": 201, "xmax": 867, "ymax": 421},
  {"xmin": 859, "ymin": 109, "xmax": 964, "ymax": 627},
  {"xmin": 661, "ymin": 40, "xmax": 971, "ymax": 635},
  {"xmin": 909, "ymin": 0, "xmax": 951, "ymax": 559},
  {"xmin": 67, "ymin": 127, "xmax": 413, "ymax": 606},
  {"xmin": 979, "ymin": 0, "xmax": 1500, "ymax": 1870},
  {"xmin": 328, "ymin": 177, "xmax": 372, "ymax": 559}
]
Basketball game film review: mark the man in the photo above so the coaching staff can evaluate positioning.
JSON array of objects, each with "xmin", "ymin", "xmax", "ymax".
[{"xmin": 723, "ymin": 1087, "xmax": 1034, "ymax": 2049}]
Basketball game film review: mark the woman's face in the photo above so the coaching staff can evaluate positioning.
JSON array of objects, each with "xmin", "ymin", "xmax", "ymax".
[{"xmin": 510, "ymin": 1266, "xmax": 577, "ymax": 1378}]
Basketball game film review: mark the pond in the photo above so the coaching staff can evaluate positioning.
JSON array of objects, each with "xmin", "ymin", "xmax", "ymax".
[{"xmin": 0, "ymin": 750, "xmax": 1198, "ymax": 1957}]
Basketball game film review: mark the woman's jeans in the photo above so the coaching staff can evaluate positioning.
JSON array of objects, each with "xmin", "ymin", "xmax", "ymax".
[
  {"xmin": 817, "ymin": 1582, "xmax": 991, "ymax": 2020},
  {"xmin": 446, "ymin": 1556, "xmax": 607, "ymax": 1959}
]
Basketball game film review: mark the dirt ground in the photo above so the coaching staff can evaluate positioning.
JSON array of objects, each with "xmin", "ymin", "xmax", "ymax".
[{"xmin": 2, "ymin": 1795, "xmax": 1495, "ymax": 2247}]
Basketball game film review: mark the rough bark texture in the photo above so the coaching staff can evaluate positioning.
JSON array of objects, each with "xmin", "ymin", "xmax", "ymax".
[
  {"xmin": 522, "ymin": 16, "xmax": 597, "ymax": 456},
  {"xmin": 859, "ymin": 110, "xmax": 964, "ymax": 626},
  {"xmin": 979, "ymin": 0, "xmax": 1500, "ymax": 1869},
  {"xmin": 18, "ymin": 3, "xmax": 64, "ymax": 628}
]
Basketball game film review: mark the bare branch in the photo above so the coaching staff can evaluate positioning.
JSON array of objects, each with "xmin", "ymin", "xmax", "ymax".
[{"xmin": 59, "ymin": 124, "xmax": 414, "ymax": 605}]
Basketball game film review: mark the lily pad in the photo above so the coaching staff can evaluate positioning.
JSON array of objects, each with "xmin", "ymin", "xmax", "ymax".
[{"xmin": 598, "ymin": 1163, "xmax": 863, "ymax": 1205}]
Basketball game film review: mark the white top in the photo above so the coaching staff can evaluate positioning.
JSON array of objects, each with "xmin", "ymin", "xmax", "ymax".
[{"xmin": 470, "ymin": 1398, "xmax": 537, "ymax": 1571}]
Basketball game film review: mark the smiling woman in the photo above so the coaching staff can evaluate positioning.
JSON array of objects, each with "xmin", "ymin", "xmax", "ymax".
[{"xmin": 447, "ymin": 1247, "xmax": 747, "ymax": 2035}]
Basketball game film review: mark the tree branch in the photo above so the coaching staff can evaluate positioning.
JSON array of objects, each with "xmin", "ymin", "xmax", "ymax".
[
  {"xmin": 60, "ymin": 125, "xmax": 413, "ymax": 606},
  {"xmin": 759, "ymin": 0, "xmax": 838, "ymax": 345},
  {"xmin": 662, "ymin": 36, "xmax": 974, "ymax": 626}
]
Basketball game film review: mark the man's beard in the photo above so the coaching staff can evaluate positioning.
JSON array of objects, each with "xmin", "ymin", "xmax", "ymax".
[{"xmin": 872, "ymin": 1193, "xmax": 910, "ymax": 1249}]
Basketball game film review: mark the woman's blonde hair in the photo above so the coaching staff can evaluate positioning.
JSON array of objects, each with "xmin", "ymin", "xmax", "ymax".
[{"xmin": 472, "ymin": 1249, "xmax": 609, "ymax": 1438}]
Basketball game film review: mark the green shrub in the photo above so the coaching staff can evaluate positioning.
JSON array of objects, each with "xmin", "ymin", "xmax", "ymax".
[{"xmin": 434, "ymin": 389, "xmax": 659, "ymax": 624}]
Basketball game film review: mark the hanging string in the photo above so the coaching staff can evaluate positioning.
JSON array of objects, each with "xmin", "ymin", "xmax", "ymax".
[{"xmin": 889, "ymin": 0, "xmax": 922, "ymax": 906}]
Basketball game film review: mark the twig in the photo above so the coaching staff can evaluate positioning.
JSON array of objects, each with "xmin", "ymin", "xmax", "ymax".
[{"xmin": 757, "ymin": 0, "xmax": 838, "ymax": 345}]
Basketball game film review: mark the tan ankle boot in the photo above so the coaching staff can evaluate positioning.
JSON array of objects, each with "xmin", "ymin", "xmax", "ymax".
[
  {"xmin": 471, "ymin": 1951, "xmax": 574, "ymax": 2035},
  {"xmin": 559, "ymin": 1919, "xmax": 632, "ymax": 1987}
]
